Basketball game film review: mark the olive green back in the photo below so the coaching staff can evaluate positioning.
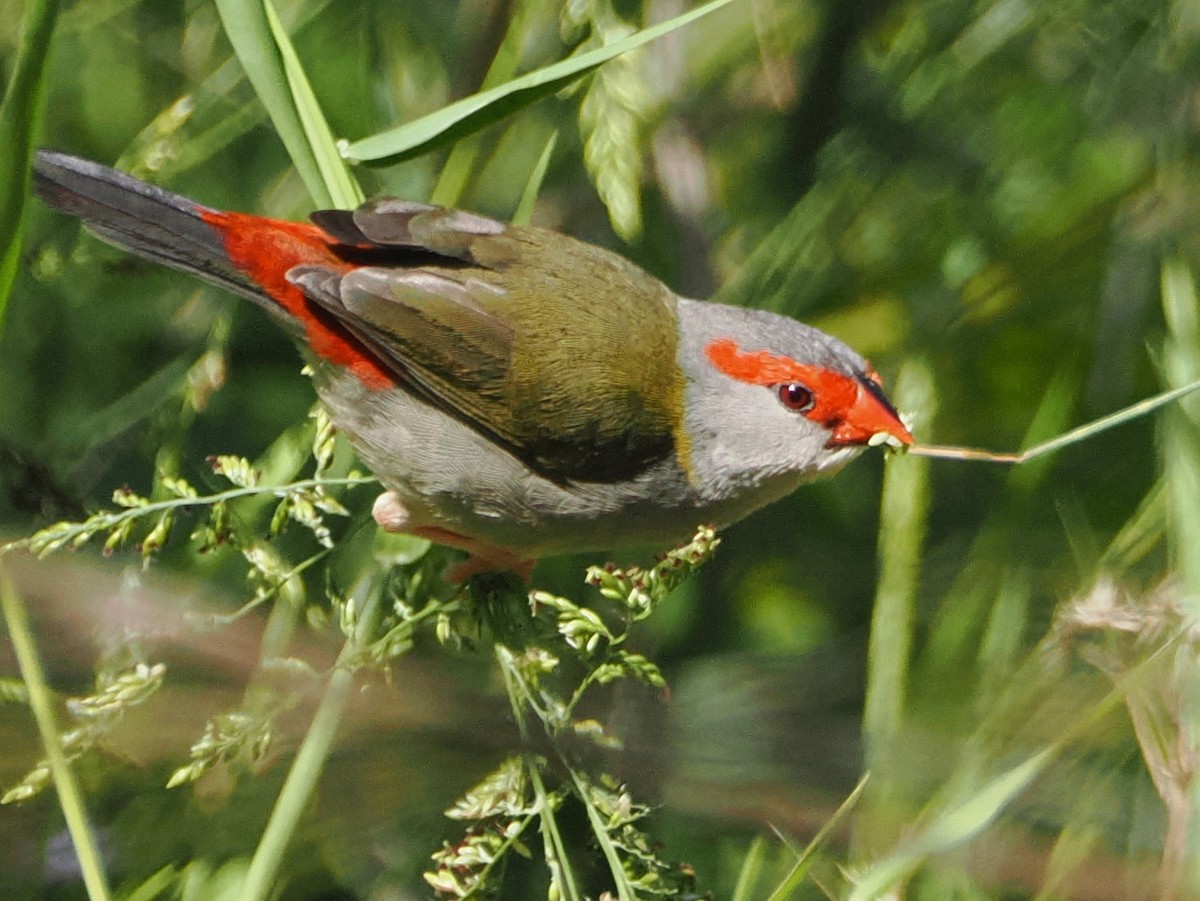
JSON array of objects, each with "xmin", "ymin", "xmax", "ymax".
[{"xmin": 301, "ymin": 203, "xmax": 686, "ymax": 482}]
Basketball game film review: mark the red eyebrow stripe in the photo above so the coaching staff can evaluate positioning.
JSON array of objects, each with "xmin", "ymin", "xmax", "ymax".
[
  {"xmin": 704, "ymin": 337, "xmax": 821, "ymax": 385},
  {"xmin": 704, "ymin": 337, "xmax": 858, "ymax": 425},
  {"xmin": 700, "ymin": 335, "xmax": 840, "ymax": 383}
]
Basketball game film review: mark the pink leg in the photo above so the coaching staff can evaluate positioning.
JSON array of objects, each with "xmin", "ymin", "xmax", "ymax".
[
  {"xmin": 372, "ymin": 491, "xmax": 535, "ymax": 582},
  {"xmin": 441, "ymin": 552, "xmax": 536, "ymax": 584}
]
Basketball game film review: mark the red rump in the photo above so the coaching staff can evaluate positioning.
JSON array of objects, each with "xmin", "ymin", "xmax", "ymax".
[{"xmin": 199, "ymin": 209, "xmax": 393, "ymax": 389}]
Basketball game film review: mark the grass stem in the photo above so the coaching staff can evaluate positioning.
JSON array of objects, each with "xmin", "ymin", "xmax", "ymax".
[
  {"xmin": 238, "ymin": 576, "xmax": 383, "ymax": 901},
  {"xmin": 0, "ymin": 564, "xmax": 112, "ymax": 901}
]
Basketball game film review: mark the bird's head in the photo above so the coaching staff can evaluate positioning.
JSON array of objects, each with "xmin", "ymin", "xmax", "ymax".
[{"xmin": 676, "ymin": 300, "xmax": 911, "ymax": 501}]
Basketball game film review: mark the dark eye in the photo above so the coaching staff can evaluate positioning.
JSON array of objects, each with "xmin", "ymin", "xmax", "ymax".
[{"xmin": 776, "ymin": 382, "xmax": 814, "ymax": 412}]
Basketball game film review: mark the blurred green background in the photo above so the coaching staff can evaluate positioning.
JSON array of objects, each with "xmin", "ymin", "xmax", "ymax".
[{"xmin": 2, "ymin": 0, "xmax": 1200, "ymax": 898}]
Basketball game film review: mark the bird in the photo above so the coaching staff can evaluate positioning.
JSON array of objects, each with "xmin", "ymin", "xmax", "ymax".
[{"xmin": 32, "ymin": 150, "xmax": 912, "ymax": 580}]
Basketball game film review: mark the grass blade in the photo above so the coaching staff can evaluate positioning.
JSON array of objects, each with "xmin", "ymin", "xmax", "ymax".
[
  {"xmin": 343, "ymin": 0, "xmax": 738, "ymax": 162},
  {"xmin": 429, "ymin": 0, "xmax": 537, "ymax": 208},
  {"xmin": 848, "ymin": 748, "xmax": 1054, "ymax": 901},
  {"xmin": 852, "ymin": 627, "xmax": 1162, "ymax": 900},
  {"xmin": 1161, "ymin": 258, "xmax": 1200, "ymax": 602},
  {"xmin": 0, "ymin": 0, "xmax": 59, "ymax": 342},
  {"xmin": 113, "ymin": 0, "xmax": 335, "ymax": 183},
  {"xmin": 56, "ymin": 355, "xmax": 195, "ymax": 463},
  {"xmin": 1157, "ymin": 258, "xmax": 1200, "ymax": 898},
  {"xmin": 262, "ymin": 1, "xmax": 361, "ymax": 208},
  {"xmin": 857, "ymin": 360, "xmax": 933, "ymax": 853},
  {"xmin": 764, "ymin": 775, "xmax": 869, "ymax": 901},
  {"xmin": 730, "ymin": 835, "xmax": 767, "ymax": 901},
  {"xmin": 512, "ymin": 131, "xmax": 559, "ymax": 226},
  {"xmin": 213, "ymin": 0, "xmax": 358, "ymax": 209},
  {"xmin": 865, "ymin": 360, "xmax": 934, "ymax": 741},
  {"xmin": 0, "ymin": 565, "xmax": 112, "ymax": 901},
  {"xmin": 570, "ymin": 769, "xmax": 634, "ymax": 901},
  {"xmin": 908, "ymin": 376, "xmax": 1200, "ymax": 465},
  {"xmin": 238, "ymin": 576, "xmax": 383, "ymax": 901}
]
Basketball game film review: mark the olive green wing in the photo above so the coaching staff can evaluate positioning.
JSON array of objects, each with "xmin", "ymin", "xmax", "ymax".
[{"xmin": 293, "ymin": 202, "xmax": 685, "ymax": 483}]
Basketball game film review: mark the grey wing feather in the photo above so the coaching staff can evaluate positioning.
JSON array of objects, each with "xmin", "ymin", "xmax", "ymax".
[
  {"xmin": 337, "ymin": 268, "xmax": 513, "ymax": 366},
  {"xmin": 287, "ymin": 263, "xmax": 513, "ymax": 412},
  {"xmin": 287, "ymin": 265, "xmax": 344, "ymax": 308}
]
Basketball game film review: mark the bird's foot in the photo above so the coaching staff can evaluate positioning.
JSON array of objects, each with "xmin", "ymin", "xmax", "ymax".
[
  {"xmin": 372, "ymin": 491, "xmax": 535, "ymax": 583},
  {"xmin": 442, "ymin": 553, "xmax": 536, "ymax": 584}
]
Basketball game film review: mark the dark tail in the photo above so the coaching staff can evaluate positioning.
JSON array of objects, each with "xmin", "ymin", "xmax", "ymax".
[{"xmin": 33, "ymin": 151, "xmax": 261, "ymax": 303}]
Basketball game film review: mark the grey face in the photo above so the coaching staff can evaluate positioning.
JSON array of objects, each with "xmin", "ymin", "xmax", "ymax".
[{"xmin": 674, "ymin": 299, "xmax": 869, "ymax": 504}]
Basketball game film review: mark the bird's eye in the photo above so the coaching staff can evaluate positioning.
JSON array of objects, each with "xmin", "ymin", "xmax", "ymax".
[{"xmin": 776, "ymin": 382, "xmax": 814, "ymax": 412}]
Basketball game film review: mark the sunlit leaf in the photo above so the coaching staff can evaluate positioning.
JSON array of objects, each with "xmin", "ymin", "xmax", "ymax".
[
  {"xmin": 0, "ymin": 0, "xmax": 59, "ymax": 342},
  {"xmin": 213, "ymin": 0, "xmax": 359, "ymax": 208},
  {"xmin": 343, "ymin": 0, "xmax": 737, "ymax": 162}
]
